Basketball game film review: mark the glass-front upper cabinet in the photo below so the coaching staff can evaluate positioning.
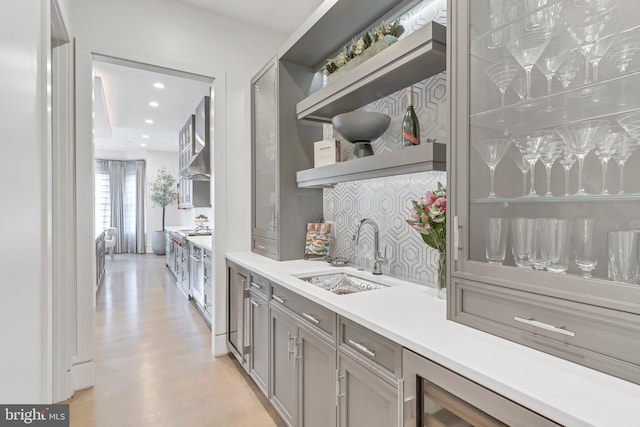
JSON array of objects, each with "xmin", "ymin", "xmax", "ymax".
[
  {"xmin": 251, "ymin": 58, "xmax": 278, "ymax": 241},
  {"xmin": 448, "ymin": 0, "xmax": 640, "ymax": 384}
]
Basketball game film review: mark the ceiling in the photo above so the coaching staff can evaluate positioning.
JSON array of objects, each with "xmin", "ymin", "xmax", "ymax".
[
  {"xmin": 177, "ymin": 0, "xmax": 324, "ymax": 33},
  {"xmin": 93, "ymin": 59, "xmax": 211, "ymax": 153},
  {"xmin": 93, "ymin": 0, "xmax": 324, "ymax": 154}
]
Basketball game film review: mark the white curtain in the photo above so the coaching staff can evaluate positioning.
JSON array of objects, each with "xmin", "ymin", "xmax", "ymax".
[{"xmin": 95, "ymin": 159, "xmax": 146, "ymax": 254}]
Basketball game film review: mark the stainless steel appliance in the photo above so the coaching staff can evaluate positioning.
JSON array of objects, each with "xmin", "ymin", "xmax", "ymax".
[
  {"xmin": 173, "ymin": 233, "xmax": 189, "ymax": 298},
  {"xmin": 227, "ymin": 261, "xmax": 250, "ymax": 370}
]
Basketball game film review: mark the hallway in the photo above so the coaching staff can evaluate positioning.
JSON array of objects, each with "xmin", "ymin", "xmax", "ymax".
[{"xmin": 66, "ymin": 254, "xmax": 283, "ymax": 426}]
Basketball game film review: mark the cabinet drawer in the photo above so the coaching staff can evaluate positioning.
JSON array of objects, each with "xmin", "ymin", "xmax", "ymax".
[
  {"xmin": 452, "ymin": 278, "xmax": 640, "ymax": 382},
  {"xmin": 203, "ymin": 249, "xmax": 212, "ymax": 265},
  {"xmin": 339, "ymin": 316, "xmax": 401, "ymax": 379},
  {"xmin": 249, "ymin": 272, "xmax": 271, "ymax": 298},
  {"xmin": 271, "ymin": 283, "xmax": 336, "ymax": 339},
  {"xmin": 252, "ymin": 236, "xmax": 278, "ymax": 259}
]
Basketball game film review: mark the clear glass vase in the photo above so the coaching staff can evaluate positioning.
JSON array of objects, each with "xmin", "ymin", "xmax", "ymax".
[{"xmin": 437, "ymin": 251, "xmax": 446, "ymax": 300}]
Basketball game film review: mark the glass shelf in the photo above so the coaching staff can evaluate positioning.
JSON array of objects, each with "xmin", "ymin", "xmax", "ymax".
[
  {"xmin": 469, "ymin": 69, "xmax": 640, "ymax": 134},
  {"xmin": 471, "ymin": 193, "xmax": 640, "ymax": 205}
]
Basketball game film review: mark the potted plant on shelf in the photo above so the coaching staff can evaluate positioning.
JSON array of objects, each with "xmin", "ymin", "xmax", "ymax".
[{"xmin": 150, "ymin": 167, "xmax": 177, "ymax": 255}]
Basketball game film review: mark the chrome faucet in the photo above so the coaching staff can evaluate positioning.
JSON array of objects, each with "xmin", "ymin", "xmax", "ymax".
[{"xmin": 354, "ymin": 218, "xmax": 388, "ymax": 275}]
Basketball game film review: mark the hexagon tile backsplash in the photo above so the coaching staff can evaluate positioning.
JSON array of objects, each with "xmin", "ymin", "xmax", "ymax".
[{"xmin": 323, "ymin": 171, "xmax": 446, "ymax": 287}]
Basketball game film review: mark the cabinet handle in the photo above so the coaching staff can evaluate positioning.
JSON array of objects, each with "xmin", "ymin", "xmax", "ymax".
[
  {"xmin": 251, "ymin": 300, "xmax": 260, "ymax": 308},
  {"xmin": 272, "ymin": 295, "xmax": 285, "ymax": 304},
  {"xmin": 288, "ymin": 332, "xmax": 296, "ymax": 360},
  {"xmin": 203, "ymin": 275, "xmax": 208, "ymax": 281},
  {"xmin": 514, "ymin": 316, "xmax": 576, "ymax": 337},
  {"xmin": 302, "ymin": 312, "xmax": 320, "ymax": 325},
  {"xmin": 250, "ymin": 282, "xmax": 262, "ymax": 289},
  {"xmin": 348, "ymin": 339, "xmax": 376, "ymax": 358},
  {"xmin": 398, "ymin": 378, "xmax": 404, "ymax": 427},
  {"xmin": 454, "ymin": 215, "xmax": 460, "ymax": 261},
  {"xmin": 256, "ymin": 244, "xmax": 267, "ymax": 250}
]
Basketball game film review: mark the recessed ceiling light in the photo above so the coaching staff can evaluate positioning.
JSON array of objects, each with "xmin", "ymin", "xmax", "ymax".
[
  {"xmin": 153, "ymin": 82, "xmax": 165, "ymax": 89},
  {"xmin": 140, "ymin": 143, "xmax": 147, "ymax": 147},
  {"xmin": 145, "ymin": 119, "xmax": 154, "ymax": 124},
  {"xmin": 142, "ymin": 134, "xmax": 149, "ymax": 139},
  {"xmin": 149, "ymin": 101, "xmax": 159, "ymax": 107}
]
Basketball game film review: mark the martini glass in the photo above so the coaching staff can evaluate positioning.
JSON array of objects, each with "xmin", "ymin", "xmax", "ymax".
[
  {"xmin": 473, "ymin": 138, "xmax": 512, "ymax": 197},
  {"xmin": 564, "ymin": 2, "xmax": 616, "ymax": 83},
  {"xmin": 611, "ymin": 136, "xmax": 639, "ymax": 194},
  {"xmin": 588, "ymin": 33, "xmax": 617, "ymax": 82},
  {"xmin": 555, "ymin": 49, "xmax": 584, "ymax": 116},
  {"xmin": 488, "ymin": 0, "xmax": 512, "ymax": 49},
  {"xmin": 558, "ymin": 143, "xmax": 577, "ymax": 195},
  {"xmin": 507, "ymin": 1, "xmax": 562, "ymax": 100},
  {"xmin": 510, "ymin": 147, "xmax": 530, "ymax": 197},
  {"xmin": 594, "ymin": 129, "xmax": 625, "ymax": 194},
  {"xmin": 609, "ymin": 34, "xmax": 640, "ymax": 73},
  {"xmin": 538, "ymin": 136, "xmax": 563, "ymax": 196},
  {"xmin": 555, "ymin": 120, "xmax": 610, "ymax": 195},
  {"xmin": 536, "ymin": 40, "xmax": 569, "ymax": 111},
  {"xmin": 512, "ymin": 130, "xmax": 556, "ymax": 197},
  {"xmin": 486, "ymin": 62, "xmax": 521, "ymax": 108},
  {"xmin": 617, "ymin": 110, "xmax": 640, "ymax": 141}
]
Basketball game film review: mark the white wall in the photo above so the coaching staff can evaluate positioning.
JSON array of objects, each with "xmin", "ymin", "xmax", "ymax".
[
  {"xmin": 70, "ymin": 0, "xmax": 287, "ymax": 359},
  {"xmin": 0, "ymin": 0, "xmax": 52, "ymax": 403}
]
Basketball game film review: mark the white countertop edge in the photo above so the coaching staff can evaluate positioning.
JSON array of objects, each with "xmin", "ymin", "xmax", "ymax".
[{"xmin": 225, "ymin": 251, "xmax": 640, "ymax": 427}]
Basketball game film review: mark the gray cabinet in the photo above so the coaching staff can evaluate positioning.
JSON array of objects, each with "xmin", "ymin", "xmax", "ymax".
[
  {"xmin": 251, "ymin": 57, "xmax": 323, "ymax": 261},
  {"xmin": 270, "ymin": 302, "xmax": 337, "ymax": 427},
  {"xmin": 203, "ymin": 251, "xmax": 212, "ymax": 321},
  {"xmin": 227, "ymin": 261, "xmax": 249, "ymax": 368},
  {"xmin": 250, "ymin": 290, "xmax": 269, "ymax": 397},
  {"xmin": 448, "ymin": 0, "xmax": 640, "ymax": 384},
  {"xmin": 270, "ymin": 304, "xmax": 298, "ymax": 427},
  {"xmin": 338, "ymin": 352, "xmax": 398, "ymax": 427}
]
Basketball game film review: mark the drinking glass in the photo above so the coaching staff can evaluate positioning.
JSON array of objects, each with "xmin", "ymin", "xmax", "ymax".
[
  {"xmin": 506, "ymin": 1, "xmax": 562, "ymax": 99},
  {"xmin": 532, "ymin": 218, "xmax": 549, "ymax": 270},
  {"xmin": 558, "ymin": 143, "xmax": 577, "ymax": 196},
  {"xmin": 488, "ymin": 0, "xmax": 512, "ymax": 49},
  {"xmin": 511, "ymin": 218, "xmax": 536, "ymax": 268},
  {"xmin": 486, "ymin": 62, "xmax": 521, "ymax": 108},
  {"xmin": 541, "ymin": 218, "xmax": 571, "ymax": 273},
  {"xmin": 575, "ymin": 218, "xmax": 597, "ymax": 278},
  {"xmin": 473, "ymin": 138, "xmax": 512, "ymax": 197},
  {"xmin": 608, "ymin": 34, "xmax": 640, "ymax": 73},
  {"xmin": 555, "ymin": 49, "xmax": 584, "ymax": 116},
  {"xmin": 510, "ymin": 147, "xmax": 530, "ymax": 197},
  {"xmin": 588, "ymin": 33, "xmax": 617, "ymax": 82},
  {"xmin": 536, "ymin": 40, "xmax": 569, "ymax": 111},
  {"xmin": 617, "ymin": 110, "xmax": 640, "ymax": 142},
  {"xmin": 538, "ymin": 137, "xmax": 563, "ymax": 196},
  {"xmin": 555, "ymin": 120, "xmax": 610, "ymax": 195},
  {"xmin": 608, "ymin": 231, "xmax": 639, "ymax": 283},
  {"xmin": 594, "ymin": 129, "xmax": 625, "ymax": 194},
  {"xmin": 512, "ymin": 130, "xmax": 556, "ymax": 197},
  {"xmin": 486, "ymin": 218, "xmax": 508, "ymax": 264},
  {"xmin": 611, "ymin": 136, "xmax": 639, "ymax": 194},
  {"xmin": 511, "ymin": 70, "xmax": 544, "ymax": 111}
]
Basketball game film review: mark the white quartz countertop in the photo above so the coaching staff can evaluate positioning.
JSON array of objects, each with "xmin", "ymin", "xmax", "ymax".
[
  {"xmin": 226, "ymin": 251, "xmax": 640, "ymax": 427},
  {"xmin": 187, "ymin": 235, "xmax": 211, "ymax": 251}
]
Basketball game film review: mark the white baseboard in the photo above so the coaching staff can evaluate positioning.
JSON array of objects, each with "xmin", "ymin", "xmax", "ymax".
[
  {"xmin": 213, "ymin": 333, "xmax": 227, "ymax": 356},
  {"xmin": 70, "ymin": 360, "xmax": 94, "ymax": 392}
]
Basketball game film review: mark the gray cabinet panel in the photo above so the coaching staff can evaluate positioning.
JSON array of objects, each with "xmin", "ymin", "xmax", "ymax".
[
  {"xmin": 338, "ymin": 352, "xmax": 398, "ymax": 427},
  {"xmin": 272, "ymin": 283, "xmax": 336, "ymax": 339},
  {"xmin": 297, "ymin": 325, "xmax": 337, "ymax": 427},
  {"xmin": 227, "ymin": 261, "xmax": 249, "ymax": 367},
  {"xmin": 270, "ymin": 305, "xmax": 297, "ymax": 427},
  {"xmin": 250, "ymin": 291, "xmax": 270, "ymax": 397}
]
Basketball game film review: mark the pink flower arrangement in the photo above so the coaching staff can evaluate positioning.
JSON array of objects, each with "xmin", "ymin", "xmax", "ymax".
[{"xmin": 407, "ymin": 183, "xmax": 446, "ymax": 253}]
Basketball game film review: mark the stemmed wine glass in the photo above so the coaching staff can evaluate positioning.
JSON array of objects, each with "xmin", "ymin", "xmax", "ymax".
[
  {"xmin": 594, "ymin": 129, "xmax": 625, "ymax": 194},
  {"xmin": 536, "ymin": 39, "xmax": 569, "ymax": 112},
  {"xmin": 556, "ymin": 120, "xmax": 610, "ymax": 195},
  {"xmin": 473, "ymin": 138, "xmax": 512, "ymax": 197},
  {"xmin": 611, "ymin": 138, "xmax": 638, "ymax": 194},
  {"xmin": 512, "ymin": 130, "xmax": 556, "ymax": 197},
  {"xmin": 510, "ymin": 147, "xmax": 530, "ymax": 197},
  {"xmin": 485, "ymin": 62, "xmax": 521, "ymax": 108},
  {"xmin": 564, "ymin": 0, "xmax": 616, "ymax": 83},
  {"xmin": 558, "ymin": 143, "xmax": 577, "ymax": 196},
  {"xmin": 507, "ymin": 1, "xmax": 562, "ymax": 100},
  {"xmin": 587, "ymin": 33, "xmax": 617, "ymax": 82},
  {"xmin": 538, "ymin": 137, "xmax": 564, "ymax": 196}
]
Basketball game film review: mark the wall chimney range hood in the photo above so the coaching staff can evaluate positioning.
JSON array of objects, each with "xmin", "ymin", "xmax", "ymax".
[{"xmin": 181, "ymin": 95, "xmax": 211, "ymax": 181}]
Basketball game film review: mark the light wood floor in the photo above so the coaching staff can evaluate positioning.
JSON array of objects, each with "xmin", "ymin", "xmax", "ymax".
[{"xmin": 64, "ymin": 254, "xmax": 284, "ymax": 427}]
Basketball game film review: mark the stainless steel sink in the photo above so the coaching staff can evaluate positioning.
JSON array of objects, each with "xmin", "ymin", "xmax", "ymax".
[{"xmin": 301, "ymin": 273, "xmax": 387, "ymax": 295}]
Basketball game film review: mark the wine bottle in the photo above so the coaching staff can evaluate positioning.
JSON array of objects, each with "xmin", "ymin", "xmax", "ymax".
[{"xmin": 401, "ymin": 86, "xmax": 420, "ymax": 147}]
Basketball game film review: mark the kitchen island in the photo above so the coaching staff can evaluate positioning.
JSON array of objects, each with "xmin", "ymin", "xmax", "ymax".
[{"xmin": 227, "ymin": 251, "xmax": 640, "ymax": 427}]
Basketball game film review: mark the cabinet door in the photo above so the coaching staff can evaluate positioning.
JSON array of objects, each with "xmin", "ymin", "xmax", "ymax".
[
  {"xmin": 297, "ymin": 325, "xmax": 336, "ymax": 427},
  {"xmin": 338, "ymin": 353, "xmax": 398, "ymax": 427},
  {"xmin": 449, "ymin": 0, "xmax": 640, "ymax": 383},
  {"xmin": 251, "ymin": 58, "xmax": 278, "ymax": 240},
  {"xmin": 250, "ymin": 292, "xmax": 269, "ymax": 397},
  {"xmin": 227, "ymin": 263, "xmax": 248, "ymax": 363},
  {"xmin": 270, "ymin": 305, "xmax": 297, "ymax": 427}
]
